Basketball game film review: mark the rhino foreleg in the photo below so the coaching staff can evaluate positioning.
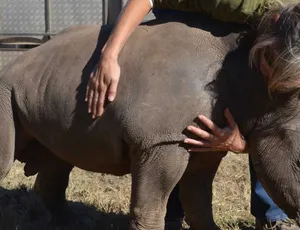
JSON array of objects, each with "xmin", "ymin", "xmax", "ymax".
[{"xmin": 130, "ymin": 145, "xmax": 189, "ymax": 230}]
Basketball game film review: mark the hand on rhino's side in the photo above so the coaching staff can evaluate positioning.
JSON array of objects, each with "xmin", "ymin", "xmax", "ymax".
[
  {"xmin": 85, "ymin": 55, "xmax": 120, "ymax": 118},
  {"xmin": 184, "ymin": 108, "xmax": 248, "ymax": 153}
]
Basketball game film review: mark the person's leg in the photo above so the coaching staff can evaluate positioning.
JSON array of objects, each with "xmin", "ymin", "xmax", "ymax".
[{"xmin": 249, "ymin": 158, "xmax": 287, "ymax": 222}]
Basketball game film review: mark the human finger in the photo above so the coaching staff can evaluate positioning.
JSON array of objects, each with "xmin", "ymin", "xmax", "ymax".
[
  {"xmin": 188, "ymin": 148, "xmax": 217, "ymax": 152},
  {"xmin": 187, "ymin": 126, "xmax": 215, "ymax": 141},
  {"xmin": 92, "ymin": 80, "xmax": 100, "ymax": 118},
  {"xmin": 198, "ymin": 115, "xmax": 222, "ymax": 136},
  {"xmin": 85, "ymin": 85, "xmax": 90, "ymax": 102},
  {"xmin": 184, "ymin": 138, "xmax": 212, "ymax": 147},
  {"xmin": 107, "ymin": 77, "xmax": 119, "ymax": 102},
  {"xmin": 87, "ymin": 79, "xmax": 95, "ymax": 114},
  {"xmin": 86, "ymin": 70, "xmax": 95, "ymax": 102},
  {"xmin": 96, "ymin": 81, "xmax": 107, "ymax": 117},
  {"xmin": 224, "ymin": 108, "xmax": 237, "ymax": 129}
]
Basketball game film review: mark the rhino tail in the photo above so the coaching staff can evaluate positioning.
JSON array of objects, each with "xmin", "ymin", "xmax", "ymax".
[{"xmin": 0, "ymin": 85, "xmax": 15, "ymax": 179}]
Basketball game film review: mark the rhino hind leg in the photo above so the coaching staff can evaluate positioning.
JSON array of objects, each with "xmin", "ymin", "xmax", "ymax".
[
  {"xmin": 130, "ymin": 145, "xmax": 189, "ymax": 230},
  {"xmin": 179, "ymin": 153, "xmax": 224, "ymax": 230},
  {"xmin": 31, "ymin": 142, "xmax": 73, "ymax": 213}
]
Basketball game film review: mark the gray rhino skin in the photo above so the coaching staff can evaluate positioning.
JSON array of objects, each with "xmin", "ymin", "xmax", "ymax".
[{"xmin": 1, "ymin": 17, "xmax": 299, "ymax": 229}]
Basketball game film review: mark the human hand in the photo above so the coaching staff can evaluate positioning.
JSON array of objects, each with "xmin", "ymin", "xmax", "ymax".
[
  {"xmin": 184, "ymin": 108, "xmax": 247, "ymax": 153},
  {"xmin": 85, "ymin": 55, "xmax": 120, "ymax": 118}
]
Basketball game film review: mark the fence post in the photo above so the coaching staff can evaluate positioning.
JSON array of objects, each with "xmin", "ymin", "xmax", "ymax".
[
  {"xmin": 107, "ymin": 0, "xmax": 123, "ymax": 25},
  {"xmin": 43, "ymin": 0, "xmax": 51, "ymax": 42}
]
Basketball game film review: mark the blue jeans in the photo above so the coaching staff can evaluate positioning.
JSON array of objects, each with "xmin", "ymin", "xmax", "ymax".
[{"xmin": 249, "ymin": 158, "xmax": 287, "ymax": 222}]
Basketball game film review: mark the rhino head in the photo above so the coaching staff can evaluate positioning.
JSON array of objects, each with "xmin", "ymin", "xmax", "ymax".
[
  {"xmin": 238, "ymin": 3, "xmax": 300, "ymax": 223},
  {"xmin": 206, "ymin": 2, "xmax": 300, "ymax": 222}
]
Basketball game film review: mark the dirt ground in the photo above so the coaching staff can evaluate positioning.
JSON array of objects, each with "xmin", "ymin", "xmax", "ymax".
[{"xmin": 0, "ymin": 153, "xmax": 254, "ymax": 230}]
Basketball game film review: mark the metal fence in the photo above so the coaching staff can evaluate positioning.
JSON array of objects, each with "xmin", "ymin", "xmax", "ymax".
[{"xmin": 0, "ymin": 0, "xmax": 154, "ymax": 69}]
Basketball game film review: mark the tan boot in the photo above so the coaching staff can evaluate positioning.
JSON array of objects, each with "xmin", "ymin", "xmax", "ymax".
[{"xmin": 256, "ymin": 218, "xmax": 300, "ymax": 230}]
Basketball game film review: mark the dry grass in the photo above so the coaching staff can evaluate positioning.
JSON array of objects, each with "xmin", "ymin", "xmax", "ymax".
[{"xmin": 0, "ymin": 153, "xmax": 254, "ymax": 230}]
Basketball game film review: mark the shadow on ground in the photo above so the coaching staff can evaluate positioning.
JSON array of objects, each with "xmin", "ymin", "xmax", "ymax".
[
  {"xmin": 238, "ymin": 223, "xmax": 255, "ymax": 230},
  {"xmin": 221, "ymin": 220, "xmax": 255, "ymax": 230},
  {"xmin": 0, "ymin": 186, "xmax": 190, "ymax": 230},
  {"xmin": 0, "ymin": 186, "xmax": 130, "ymax": 230}
]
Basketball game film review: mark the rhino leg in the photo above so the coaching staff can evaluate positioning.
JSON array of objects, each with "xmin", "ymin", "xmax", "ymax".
[
  {"xmin": 130, "ymin": 145, "xmax": 189, "ymax": 230},
  {"xmin": 32, "ymin": 142, "xmax": 73, "ymax": 212},
  {"xmin": 0, "ymin": 87, "xmax": 16, "ymax": 180},
  {"xmin": 179, "ymin": 153, "xmax": 224, "ymax": 230}
]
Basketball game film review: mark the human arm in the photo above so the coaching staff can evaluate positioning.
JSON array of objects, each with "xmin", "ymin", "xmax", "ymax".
[
  {"xmin": 184, "ymin": 108, "xmax": 248, "ymax": 153},
  {"xmin": 86, "ymin": 0, "xmax": 153, "ymax": 118}
]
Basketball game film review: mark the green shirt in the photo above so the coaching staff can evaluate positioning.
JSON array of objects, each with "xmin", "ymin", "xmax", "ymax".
[{"xmin": 153, "ymin": 0, "xmax": 281, "ymax": 23}]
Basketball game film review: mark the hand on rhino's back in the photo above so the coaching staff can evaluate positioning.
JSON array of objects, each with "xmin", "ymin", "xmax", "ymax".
[{"xmin": 0, "ymin": 21, "xmax": 238, "ymax": 172}]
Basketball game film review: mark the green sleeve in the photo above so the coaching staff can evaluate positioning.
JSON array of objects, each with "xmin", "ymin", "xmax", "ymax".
[{"xmin": 153, "ymin": 0, "xmax": 273, "ymax": 23}]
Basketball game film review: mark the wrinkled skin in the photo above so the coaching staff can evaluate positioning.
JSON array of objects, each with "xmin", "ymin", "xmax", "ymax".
[{"xmin": 0, "ymin": 15, "xmax": 300, "ymax": 229}]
